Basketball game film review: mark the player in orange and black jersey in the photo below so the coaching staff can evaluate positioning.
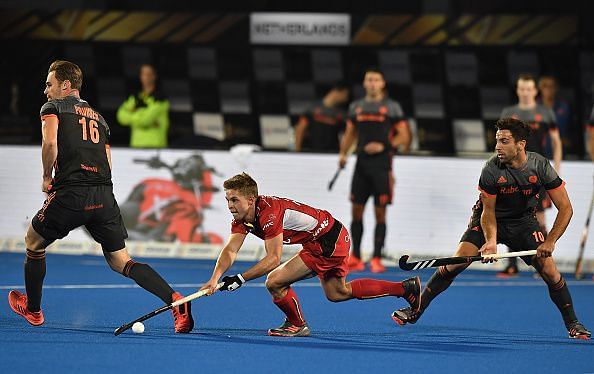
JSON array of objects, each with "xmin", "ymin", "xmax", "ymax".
[
  {"xmin": 8, "ymin": 60, "xmax": 193, "ymax": 333},
  {"xmin": 498, "ymin": 74, "xmax": 562, "ymax": 277},
  {"xmin": 338, "ymin": 67, "xmax": 410, "ymax": 273},
  {"xmin": 294, "ymin": 84, "xmax": 349, "ymax": 152},
  {"xmin": 392, "ymin": 118, "xmax": 590, "ymax": 340}
]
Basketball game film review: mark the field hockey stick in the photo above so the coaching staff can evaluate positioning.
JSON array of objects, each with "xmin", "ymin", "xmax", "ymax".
[
  {"xmin": 114, "ymin": 282, "xmax": 223, "ymax": 336},
  {"xmin": 575, "ymin": 175, "xmax": 594, "ymax": 280},
  {"xmin": 327, "ymin": 166, "xmax": 343, "ymax": 191},
  {"xmin": 329, "ymin": 144, "xmax": 356, "ymax": 191},
  {"xmin": 399, "ymin": 250, "xmax": 537, "ymax": 271}
]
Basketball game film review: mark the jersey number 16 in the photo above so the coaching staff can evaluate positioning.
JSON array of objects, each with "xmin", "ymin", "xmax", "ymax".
[{"xmin": 78, "ymin": 117, "xmax": 100, "ymax": 143}]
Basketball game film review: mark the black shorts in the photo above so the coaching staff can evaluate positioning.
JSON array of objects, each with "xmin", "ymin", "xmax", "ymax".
[
  {"xmin": 32, "ymin": 185, "xmax": 128, "ymax": 252},
  {"xmin": 350, "ymin": 164, "xmax": 394, "ymax": 206},
  {"xmin": 460, "ymin": 215, "xmax": 543, "ymax": 266}
]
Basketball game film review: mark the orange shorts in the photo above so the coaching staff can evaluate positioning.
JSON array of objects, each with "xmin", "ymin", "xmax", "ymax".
[{"xmin": 299, "ymin": 225, "xmax": 351, "ymax": 280}]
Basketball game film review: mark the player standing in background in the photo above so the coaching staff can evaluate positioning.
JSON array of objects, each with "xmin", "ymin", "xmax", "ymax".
[
  {"xmin": 294, "ymin": 84, "xmax": 349, "ymax": 153},
  {"xmin": 200, "ymin": 173, "xmax": 421, "ymax": 337},
  {"xmin": 339, "ymin": 67, "xmax": 410, "ymax": 273},
  {"xmin": 8, "ymin": 60, "xmax": 193, "ymax": 333},
  {"xmin": 538, "ymin": 75, "xmax": 572, "ymax": 152},
  {"xmin": 498, "ymin": 74, "xmax": 562, "ymax": 277},
  {"xmin": 392, "ymin": 118, "xmax": 590, "ymax": 340}
]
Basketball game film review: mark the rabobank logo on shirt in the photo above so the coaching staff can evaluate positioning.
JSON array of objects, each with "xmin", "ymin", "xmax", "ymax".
[{"xmin": 250, "ymin": 13, "xmax": 351, "ymax": 45}]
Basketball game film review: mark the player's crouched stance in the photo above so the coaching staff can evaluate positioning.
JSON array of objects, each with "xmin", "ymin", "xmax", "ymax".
[
  {"xmin": 200, "ymin": 173, "xmax": 421, "ymax": 336},
  {"xmin": 392, "ymin": 118, "xmax": 590, "ymax": 340}
]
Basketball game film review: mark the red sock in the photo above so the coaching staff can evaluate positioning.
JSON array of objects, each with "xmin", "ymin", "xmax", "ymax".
[
  {"xmin": 350, "ymin": 278, "xmax": 404, "ymax": 299},
  {"xmin": 272, "ymin": 287, "xmax": 306, "ymax": 326}
]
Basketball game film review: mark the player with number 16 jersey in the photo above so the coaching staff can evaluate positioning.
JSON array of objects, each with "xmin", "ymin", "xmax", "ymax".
[
  {"xmin": 9, "ymin": 60, "xmax": 193, "ymax": 334},
  {"xmin": 40, "ymin": 95, "xmax": 112, "ymax": 189}
]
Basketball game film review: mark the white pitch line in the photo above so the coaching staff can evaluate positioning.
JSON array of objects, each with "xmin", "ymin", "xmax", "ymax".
[{"xmin": 0, "ymin": 280, "xmax": 592, "ymax": 290}]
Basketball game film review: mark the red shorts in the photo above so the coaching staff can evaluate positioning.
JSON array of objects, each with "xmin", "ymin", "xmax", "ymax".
[{"xmin": 299, "ymin": 225, "xmax": 350, "ymax": 280}]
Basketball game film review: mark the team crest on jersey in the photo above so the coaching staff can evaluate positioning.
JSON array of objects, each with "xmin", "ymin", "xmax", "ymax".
[
  {"xmin": 534, "ymin": 114, "xmax": 543, "ymax": 122},
  {"xmin": 529, "ymin": 175, "xmax": 538, "ymax": 183},
  {"xmin": 379, "ymin": 106, "xmax": 388, "ymax": 114}
]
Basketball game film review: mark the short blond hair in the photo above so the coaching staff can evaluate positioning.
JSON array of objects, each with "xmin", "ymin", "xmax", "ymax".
[{"xmin": 223, "ymin": 173, "xmax": 258, "ymax": 198}]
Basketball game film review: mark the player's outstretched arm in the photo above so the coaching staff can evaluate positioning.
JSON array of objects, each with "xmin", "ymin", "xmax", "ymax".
[
  {"xmin": 240, "ymin": 233, "xmax": 283, "ymax": 283},
  {"xmin": 201, "ymin": 233, "xmax": 246, "ymax": 294}
]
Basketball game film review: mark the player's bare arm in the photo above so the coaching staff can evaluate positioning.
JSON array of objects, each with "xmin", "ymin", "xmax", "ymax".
[
  {"xmin": 241, "ymin": 233, "xmax": 283, "ymax": 281},
  {"xmin": 538, "ymin": 184, "xmax": 573, "ymax": 257},
  {"xmin": 41, "ymin": 116, "xmax": 58, "ymax": 193},
  {"xmin": 479, "ymin": 191, "xmax": 498, "ymax": 262},
  {"xmin": 550, "ymin": 129, "xmax": 563, "ymax": 173},
  {"xmin": 293, "ymin": 116, "xmax": 309, "ymax": 152},
  {"xmin": 390, "ymin": 120, "xmax": 411, "ymax": 153},
  {"xmin": 201, "ymin": 233, "xmax": 246, "ymax": 294},
  {"xmin": 105, "ymin": 145, "xmax": 112, "ymax": 170},
  {"xmin": 339, "ymin": 120, "xmax": 357, "ymax": 167}
]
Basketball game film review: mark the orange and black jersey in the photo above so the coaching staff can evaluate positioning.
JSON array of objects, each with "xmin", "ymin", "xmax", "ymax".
[
  {"xmin": 347, "ymin": 97, "xmax": 405, "ymax": 160},
  {"xmin": 472, "ymin": 152, "xmax": 563, "ymax": 221},
  {"xmin": 500, "ymin": 104, "xmax": 557, "ymax": 154},
  {"xmin": 40, "ymin": 96, "xmax": 112, "ymax": 189},
  {"xmin": 300, "ymin": 101, "xmax": 345, "ymax": 152}
]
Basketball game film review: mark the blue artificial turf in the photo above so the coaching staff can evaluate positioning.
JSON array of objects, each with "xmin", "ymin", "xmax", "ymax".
[{"xmin": 1, "ymin": 252, "xmax": 592, "ymax": 373}]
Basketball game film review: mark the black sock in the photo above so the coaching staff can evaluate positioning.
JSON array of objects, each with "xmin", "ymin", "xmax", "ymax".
[
  {"xmin": 351, "ymin": 220, "xmax": 363, "ymax": 258},
  {"xmin": 124, "ymin": 260, "xmax": 174, "ymax": 304},
  {"xmin": 421, "ymin": 265, "xmax": 461, "ymax": 310},
  {"xmin": 373, "ymin": 223, "xmax": 386, "ymax": 258},
  {"xmin": 547, "ymin": 277, "xmax": 578, "ymax": 327},
  {"xmin": 24, "ymin": 249, "xmax": 46, "ymax": 312}
]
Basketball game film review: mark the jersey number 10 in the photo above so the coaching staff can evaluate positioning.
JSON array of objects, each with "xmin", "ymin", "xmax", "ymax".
[{"xmin": 78, "ymin": 117, "xmax": 100, "ymax": 143}]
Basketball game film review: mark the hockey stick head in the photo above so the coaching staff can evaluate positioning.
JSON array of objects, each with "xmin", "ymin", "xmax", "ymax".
[
  {"xmin": 327, "ymin": 168, "xmax": 342, "ymax": 191},
  {"xmin": 398, "ymin": 255, "xmax": 415, "ymax": 271}
]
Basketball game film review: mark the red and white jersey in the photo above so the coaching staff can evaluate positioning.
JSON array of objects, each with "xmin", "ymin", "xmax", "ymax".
[{"xmin": 231, "ymin": 195, "xmax": 335, "ymax": 245}]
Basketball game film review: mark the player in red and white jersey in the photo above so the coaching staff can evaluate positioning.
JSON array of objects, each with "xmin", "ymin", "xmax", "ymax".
[{"xmin": 201, "ymin": 173, "xmax": 421, "ymax": 337}]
